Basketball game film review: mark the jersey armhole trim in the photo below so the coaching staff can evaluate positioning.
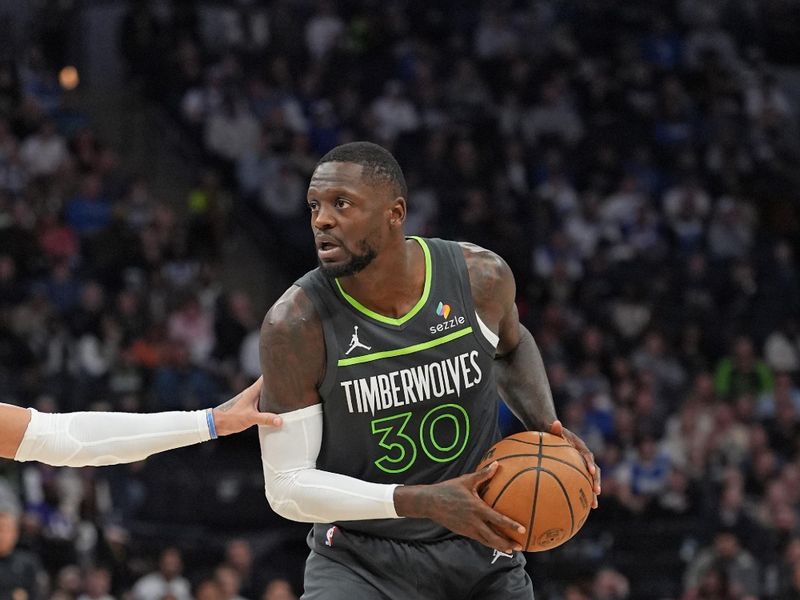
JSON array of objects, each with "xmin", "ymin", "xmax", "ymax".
[{"xmin": 475, "ymin": 311, "xmax": 499, "ymax": 348}]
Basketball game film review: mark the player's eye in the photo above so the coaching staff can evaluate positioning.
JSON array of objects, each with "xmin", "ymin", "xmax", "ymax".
[{"xmin": 335, "ymin": 198, "xmax": 348, "ymax": 208}]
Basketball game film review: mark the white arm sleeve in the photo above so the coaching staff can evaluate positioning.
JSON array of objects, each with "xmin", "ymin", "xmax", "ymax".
[
  {"xmin": 14, "ymin": 408, "xmax": 212, "ymax": 467},
  {"xmin": 258, "ymin": 404, "xmax": 400, "ymax": 522}
]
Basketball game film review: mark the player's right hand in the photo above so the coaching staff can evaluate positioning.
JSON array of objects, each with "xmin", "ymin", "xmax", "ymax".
[
  {"xmin": 212, "ymin": 377, "xmax": 283, "ymax": 436},
  {"xmin": 394, "ymin": 462, "xmax": 525, "ymax": 554}
]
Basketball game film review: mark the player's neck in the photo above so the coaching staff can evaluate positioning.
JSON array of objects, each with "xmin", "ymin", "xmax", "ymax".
[{"xmin": 338, "ymin": 238, "xmax": 424, "ymax": 319}]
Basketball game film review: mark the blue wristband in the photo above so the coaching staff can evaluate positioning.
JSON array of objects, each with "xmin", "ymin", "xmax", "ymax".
[{"xmin": 206, "ymin": 409, "xmax": 218, "ymax": 439}]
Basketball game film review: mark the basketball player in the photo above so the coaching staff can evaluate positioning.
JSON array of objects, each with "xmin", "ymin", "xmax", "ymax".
[
  {"xmin": 1, "ymin": 377, "xmax": 282, "ymax": 466},
  {"xmin": 258, "ymin": 142, "xmax": 601, "ymax": 599}
]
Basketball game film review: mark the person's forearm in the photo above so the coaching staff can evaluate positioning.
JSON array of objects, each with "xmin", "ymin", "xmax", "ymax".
[
  {"xmin": 494, "ymin": 324, "xmax": 557, "ymax": 431},
  {"xmin": 212, "ymin": 406, "xmax": 257, "ymax": 436},
  {"xmin": 393, "ymin": 484, "xmax": 436, "ymax": 518},
  {"xmin": 14, "ymin": 409, "xmax": 214, "ymax": 467}
]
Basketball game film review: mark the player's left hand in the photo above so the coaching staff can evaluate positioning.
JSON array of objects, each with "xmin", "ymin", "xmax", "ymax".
[
  {"xmin": 549, "ymin": 420, "xmax": 601, "ymax": 508},
  {"xmin": 212, "ymin": 377, "xmax": 283, "ymax": 436}
]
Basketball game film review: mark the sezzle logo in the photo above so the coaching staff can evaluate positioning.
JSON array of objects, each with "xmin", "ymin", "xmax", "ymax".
[{"xmin": 430, "ymin": 301, "xmax": 465, "ymax": 334}]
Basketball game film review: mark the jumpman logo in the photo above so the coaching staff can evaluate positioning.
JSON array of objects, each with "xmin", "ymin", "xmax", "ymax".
[
  {"xmin": 345, "ymin": 325, "xmax": 371, "ymax": 355},
  {"xmin": 325, "ymin": 525, "xmax": 338, "ymax": 547},
  {"xmin": 491, "ymin": 549, "xmax": 513, "ymax": 564}
]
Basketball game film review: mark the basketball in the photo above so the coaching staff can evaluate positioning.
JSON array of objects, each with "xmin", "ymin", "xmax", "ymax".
[{"xmin": 476, "ymin": 431, "xmax": 593, "ymax": 552}]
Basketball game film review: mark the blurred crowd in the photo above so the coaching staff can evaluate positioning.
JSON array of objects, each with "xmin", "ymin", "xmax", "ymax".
[
  {"xmin": 1, "ymin": 0, "xmax": 800, "ymax": 599},
  {"xmin": 0, "ymin": 2, "xmax": 288, "ymax": 599}
]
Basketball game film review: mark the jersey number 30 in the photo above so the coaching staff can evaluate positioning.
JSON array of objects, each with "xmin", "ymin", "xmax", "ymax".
[{"xmin": 370, "ymin": 404, "xmax": 470, "ymax": 473}]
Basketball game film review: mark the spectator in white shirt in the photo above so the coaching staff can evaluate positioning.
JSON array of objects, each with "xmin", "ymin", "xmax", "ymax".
[
  {"xmin": 369, "ymin": 80, "xmax": 420, "ymax": 144},
  {"xmin": 131, "ymin": 547, "xmax": 191, "ymax": 600},
  {"xmin": 204, "ymin": 97, "xmax": 260, "ymax": 163},
  {"xmin": 305, "ymin": 0, "xmax": 344, "ymax": 61},
  {"xmin": 19, "ymin": 119, "xmax": 68, "ymax": 177}
]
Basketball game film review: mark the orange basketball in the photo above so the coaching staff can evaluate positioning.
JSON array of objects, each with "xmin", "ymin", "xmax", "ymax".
[{"xmin": 476, "ymin": 431, "xmax": 593, "ymax": 552}]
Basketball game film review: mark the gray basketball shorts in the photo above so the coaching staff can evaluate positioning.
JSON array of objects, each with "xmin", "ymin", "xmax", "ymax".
[{"xmin": 301, "ymin": 526, "xmax": 534, "ymax": 600}]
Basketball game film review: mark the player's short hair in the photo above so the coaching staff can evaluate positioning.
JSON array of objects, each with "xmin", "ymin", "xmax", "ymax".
[{"xmin": 317, "ymin": 142, "xmax": 408, "ymax": 198}]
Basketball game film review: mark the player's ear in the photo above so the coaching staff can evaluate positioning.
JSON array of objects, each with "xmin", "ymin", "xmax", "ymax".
[{"xmin": 389, "ymin": 197, "xmax": 406, "ymax": 227}]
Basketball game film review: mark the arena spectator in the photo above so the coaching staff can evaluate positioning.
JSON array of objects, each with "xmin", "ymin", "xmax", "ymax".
[
  {"xmin": 261, "ymin": 578, "xmax": 297, "ymax": 600},
  {"xmin": 130, "ymin": 547, "xmax": 191, "ymax": 600},
  {"xmin": 715, "ymin": 336, "xmax": 774, "ymax": 401},
  {"xmin": 77, "ymin": 565, "xmax": 115, "ymax": 600},
  {"xmin": 222, "ymin": 538, "xmax": 256, "ymax": 600},
  {"xmin": 591, "ymin": 567, "xmax": 630, "ymax": 600},
  {"xmin": 214, "ymin": 564, "xmax": 246, "ymax": 600},
  {"xmin": 0, "ymin": 487, "xmax": 43, "ymax": 599},
  {"xmin": 18, "ymin": 119, "xmax": 68, "ymax": 178},
  {"xmin": 683, "ymin": 529, "xmax": 761, "ymax": 598}
]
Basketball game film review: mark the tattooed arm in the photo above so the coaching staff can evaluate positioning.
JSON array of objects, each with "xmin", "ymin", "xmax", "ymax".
[
  {"xmin": 460, "ymin": 243, "xmax": 557, "ymax": 429},
  {"xmin": 461, "ymin": 242, "xmax": 601, "ymax": 504},
  {"xmin": 257, "ymin": 286, "xmax": 406, "ymax": 522},
  {"xmin": 258, "ymin": 286, "xmax": 327, "ymax": 414}
]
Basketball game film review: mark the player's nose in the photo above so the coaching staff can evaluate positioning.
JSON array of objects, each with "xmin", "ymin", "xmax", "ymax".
[{"xmin": 313, "ymin": 205, "xmax": 336, "ymax": 230}]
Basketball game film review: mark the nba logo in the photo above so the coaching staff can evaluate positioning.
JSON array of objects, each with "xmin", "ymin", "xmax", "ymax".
[{"xmin": 325, "ymin": 526, "xmax": 338, "ymax": 547}]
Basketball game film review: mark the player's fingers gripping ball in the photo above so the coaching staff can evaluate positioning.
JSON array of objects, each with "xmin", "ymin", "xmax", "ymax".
[{"xmin": 476, "ymin": 431, "xmax": 593, "ymax": 552}]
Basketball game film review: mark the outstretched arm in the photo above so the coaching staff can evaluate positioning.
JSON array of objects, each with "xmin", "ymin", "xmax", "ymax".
[
  {"xmin": 4, "ymin": 378, "xmax": 282, "ymax": 466},
  {"xmin": 461, "ymin": 242, "xmax": 601, "ymax": 506}
]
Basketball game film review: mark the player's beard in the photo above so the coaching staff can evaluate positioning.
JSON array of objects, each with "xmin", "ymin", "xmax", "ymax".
[{"xmin": 318, "ymin": 237, "xmax": 378, "ymax": 278}]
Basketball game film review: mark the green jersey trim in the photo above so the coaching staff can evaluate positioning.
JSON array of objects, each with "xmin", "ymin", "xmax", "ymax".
[
  {"xmin": 334, "ymin": 236, "xmax": 431, "ymax": 326},
  {"xmin": 338, "ymin": 327, "xmax": 473, "ymax": 366}
]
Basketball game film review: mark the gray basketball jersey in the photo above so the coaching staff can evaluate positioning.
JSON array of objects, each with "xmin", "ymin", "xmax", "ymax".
[{"xmin": 295, "ymin": 237, "xmax": 502, "ymax": 541}]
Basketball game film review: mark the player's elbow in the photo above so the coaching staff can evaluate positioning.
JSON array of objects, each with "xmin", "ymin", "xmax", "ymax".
[
  {"xmin": 264, "ymin": 492, "xmax": 312, "ymax": 523},
  {"xmin": 263, "ymin": 471, "xmax": 317, "ymax": 523},
  {"xmin": 265, "ymin": 496, "xmax": 311, "ymax": 523}
]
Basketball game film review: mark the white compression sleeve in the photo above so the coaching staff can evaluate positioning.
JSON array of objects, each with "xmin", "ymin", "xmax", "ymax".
[
  {"xmin": 259, "ymin": 404, "xmax": 400, "ymax": 522},
  {"xmin": 14, "ymin": 408, "xmax": 211, "ymax": 467}
]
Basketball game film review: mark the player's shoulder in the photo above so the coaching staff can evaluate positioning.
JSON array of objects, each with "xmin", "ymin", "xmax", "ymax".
[
  {"xmin": 456, "ymin": 241, "xmax": 516, "ymax": 316},
  {"xmin": 260, "ymin": 285, "xmax": 326, "ymax": 390},
  {"xmin": 261, "ymin": 285, "xmax": 321, "ymax": 340},
  {"xmin": 457, "ymin": 241, "xmax": 514, "ymax": 287}
]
